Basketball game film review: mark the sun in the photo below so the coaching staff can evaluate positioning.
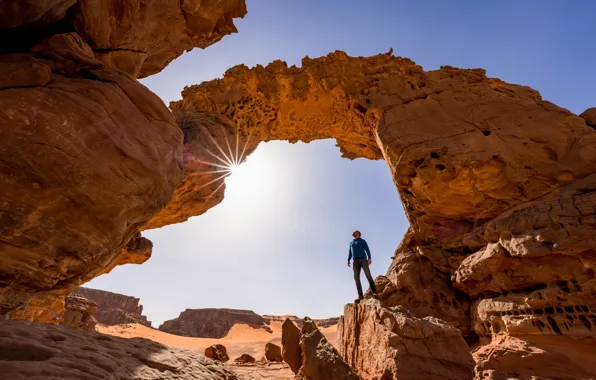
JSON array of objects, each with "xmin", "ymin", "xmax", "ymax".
[{"xmin": 227, "ymin": 163, "xmax": 241, "ymax": 175}]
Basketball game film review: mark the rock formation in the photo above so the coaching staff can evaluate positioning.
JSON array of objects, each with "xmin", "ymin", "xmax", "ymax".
[
  {"xmin": 165, "ymin": 51, "xmax": 596, "ymax": 378},
  {"xmin": 2, "ymin": 0, "xmax": 596, "ymax": 375},
  {"xmin": 205, "ymin": 344, "xmax": 230, "ymax": 363},
  {"xmin": 0, "ymin": 320, "xmax": 239, "ymax": 380},
  {"xmin": 339, "ymin": 299, "xmax": 474, "ymax": 380},
  {"xmin": 234, "ymin": 354, "xmax": 256, "ymax": 364},
  {"xmin": 264, "ymin": 342, "xmax": 282, "ymax": 362},
  {"xmin": 0, "ymin": 0, "xmax": 246, "ymax": 323},
  {"xmin": 295, "ymin": 317, "xmax": 360, "ymax": 380},
  {"xmin": 281, "ymin": 318, "xmax": 302, "ymax": 374},
  {"xmin": 159, "ymin": 308, "xmax": 270, "ymax": 338},
  {"xmin": 72, "ymin": 287, "xmax": 152, "ymax": 327},
  {"xmin": 61, "ymin": 295, "xmax": 97, "ymax": 331}
]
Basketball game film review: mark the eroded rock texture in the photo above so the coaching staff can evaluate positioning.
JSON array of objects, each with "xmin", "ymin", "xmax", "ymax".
[
  {"xmin": 72, "ymin": 287, "xmax": 152, "ymax": 327},
  {"xmin": 339, "ymin": 299, "xmax": 474, "ymax": 380},
  {"xmin": 0, "ymin": 0, "xmax": 245, "ymax": 322},
  {"xmin": 61, "ymin": 294, "xmax": 97, "ymax": 331},
  {"xmin": 171, "ymin": 51, "xmax": 596, "ymax": 378},
  {"xmin": 159, "ymin": 308, "xmax": 270, "ymax": 338},
  {"xmin": 0, "ymin": 320, "xmax": 239, "ymax": 380}
]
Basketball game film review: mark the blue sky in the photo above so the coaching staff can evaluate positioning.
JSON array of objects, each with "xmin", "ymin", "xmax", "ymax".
[{"xmin": 88, "ymin": 0, "xmax": 596, "ymax": 325}]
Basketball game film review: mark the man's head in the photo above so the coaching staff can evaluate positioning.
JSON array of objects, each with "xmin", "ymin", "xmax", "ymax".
[{"xmin": 352, "ymin": 230, "xmax": 361, "ymax": 239}]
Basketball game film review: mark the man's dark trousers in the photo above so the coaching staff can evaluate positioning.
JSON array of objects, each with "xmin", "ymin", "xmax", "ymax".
[{"xmin": 353, "ymin": 258, "xmax": 377, "ymax": 298}]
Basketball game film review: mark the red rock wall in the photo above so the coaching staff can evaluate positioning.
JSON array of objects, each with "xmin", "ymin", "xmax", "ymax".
[{"xmin": 72, "ymin": 287, "xmax": 152, "ymax": 327}]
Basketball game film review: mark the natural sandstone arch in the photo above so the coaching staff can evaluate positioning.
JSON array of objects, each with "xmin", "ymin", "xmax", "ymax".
[{"xmin": 145, "ymin": 51, "xmax": 596, "ymax": 345}]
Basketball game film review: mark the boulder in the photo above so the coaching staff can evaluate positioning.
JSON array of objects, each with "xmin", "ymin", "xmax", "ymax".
[
  {"xmin": 234, "ymin": 353, "xmax": 256, "ymax": 364},
  {"xmin": 0, "ymin": 320, "xmax": 239, "ymax": 379},
  {"xmin": 264, "ymin": 342, "xmax": 282, "ymax": 362},
  {"xmin": 338, "ymin": 299, "xmax": 474, "ymax": 380},
  {"xmin": 205, "ymin": 344, "xmax": 229, "ymax": 362},
  {"xmin": 281, "ymin": 318, "xmax": 302, "ymax": 374},
  {"xmin": 297, "ymin": 317, "xmax": 360, "ymax": 380}
]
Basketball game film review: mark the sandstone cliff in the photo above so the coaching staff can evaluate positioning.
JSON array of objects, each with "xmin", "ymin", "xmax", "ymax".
[
  {"xmin": 72, "ymin": 287, "xmax": 152, "ymax": 327},
  {"xmin": 61, "ymin": 294, "xmax": 97, "ymax": 331},
  {"xmin": 159, "ymin": 308, "xmax": 270, "ymax": 338}
]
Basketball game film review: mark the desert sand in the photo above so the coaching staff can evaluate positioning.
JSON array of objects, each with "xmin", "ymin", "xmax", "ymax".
[{"xmin": 98, "ymin": 320, "xmax": 338, "ymax": 361}]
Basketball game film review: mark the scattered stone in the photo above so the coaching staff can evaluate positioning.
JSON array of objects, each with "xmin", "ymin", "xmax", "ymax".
[
  {"xmin": 205, "ymin": 344, "xmax": 229, "ymax": 362},
  {"xmin": 234, "ymin": 354, "xmax": 256, "ymax": 364},
  {"xmin": 264, "ymin": 342, "xmax": 282, "ymax": 362}
]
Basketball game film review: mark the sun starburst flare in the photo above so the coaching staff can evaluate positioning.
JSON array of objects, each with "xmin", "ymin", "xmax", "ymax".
[{"xmin": 186, "ymin": 129, "xmax": 256, "ymax": 201}]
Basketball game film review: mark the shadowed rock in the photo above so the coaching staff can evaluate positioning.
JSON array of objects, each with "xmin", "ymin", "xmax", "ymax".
[
  {"xmin": 234, "ymin": 353, "xmax": 256, "ymax": 364},
  {"xmin": 281, "ymin": 318, "xmax": 302, "ymax": 374},
  {"xmin": 297, "ymin": 317, "xmax": 360, "ymax": 380},
  {"xmin": 0, "ymin": 320, "xmax": 239, "ymax": 379}
]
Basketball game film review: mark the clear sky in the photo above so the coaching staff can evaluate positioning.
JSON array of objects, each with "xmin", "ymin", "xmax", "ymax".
[{"xmin": 88, "ymin": 0, "xmax": 596, "ymax": 326}]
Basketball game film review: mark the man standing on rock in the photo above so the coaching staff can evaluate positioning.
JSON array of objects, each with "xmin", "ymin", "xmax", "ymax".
[{"xmin": 348, "ymin": 230, "xmax": 377, "ymax": 301}]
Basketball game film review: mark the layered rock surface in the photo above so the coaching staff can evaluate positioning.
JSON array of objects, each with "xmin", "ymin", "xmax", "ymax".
[
  {"xmin": 0, "ymin": 320, "xmax": 239, "ymax": 380},
  {"xmin": 72, "ymin": 287, "xmax": 152, "ymax": 327},
  {"xmin": 339, "ymin": 299, "xmax": 474, "ymax": 380},
  {"xmin": 159, "ymin": 308, "xmax": 271, "ymax": 338},
  {"xmin": 0, "ymin": 0, "xmax": 245, "ymax": 322}
]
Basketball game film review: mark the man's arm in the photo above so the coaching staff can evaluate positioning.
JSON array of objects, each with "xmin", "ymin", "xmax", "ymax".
[
  {"xmin": 347, "ymin": 244, "xmax": 352, "ymax": 262},
  {"xmin": 364, "ymin": 240, "xmax": 371, "ymax": 260}
]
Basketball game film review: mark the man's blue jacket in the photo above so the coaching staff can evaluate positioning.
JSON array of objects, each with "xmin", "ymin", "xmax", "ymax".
[{"xmin": 348, "ymin": 238, "xmax": 371, "ymax": 261}]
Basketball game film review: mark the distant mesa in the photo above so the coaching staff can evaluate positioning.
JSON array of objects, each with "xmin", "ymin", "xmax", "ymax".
[
  {"xmin": 71, "ymin": 287, "xmax": 152, "ymax": 328},
  {"xmin": 158, "ymin": 308, "xmax": 339, "ymax": 338}
]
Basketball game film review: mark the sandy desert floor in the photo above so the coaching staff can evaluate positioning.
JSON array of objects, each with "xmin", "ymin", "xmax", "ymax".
[{"xmin": 98, "ymin": 320, "xmax": 338, "ymax": 379}]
